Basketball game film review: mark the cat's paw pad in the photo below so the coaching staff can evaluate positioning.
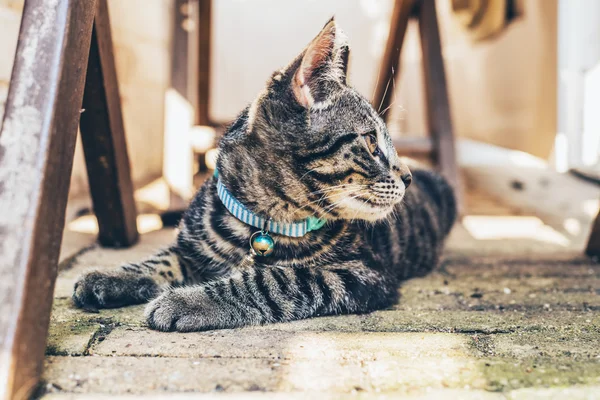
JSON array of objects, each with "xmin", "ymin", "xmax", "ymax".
[
  {"xmin": 73, "ymin": 271, "xmax": 158, "ymax": 311},
  {"xmin": 145, "ymin": 290, "xmax": 205, "ymax": 332}
]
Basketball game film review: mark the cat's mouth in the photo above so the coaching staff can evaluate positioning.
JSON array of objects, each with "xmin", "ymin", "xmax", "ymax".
[{"xmin": 360, "ymin": 195, "xmax": 398, "ymax": 208}]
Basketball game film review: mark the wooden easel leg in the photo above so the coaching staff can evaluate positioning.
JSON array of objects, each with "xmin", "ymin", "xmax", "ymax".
[
  {"xmin": 586, "ymin": 209, "xmax": 600, "ymax": 258},
  {"xmin": 373, "ymin": 0, "xmax": 415, "ymax": 121},
  {"xmin": 0, "ymin": 1, "xmax": 97, "ymax": 398},
  {"xmin": 79, "ymin": 0, "xmax": 139, "ymax": 248},
  {"xmin": 197, "ymin": 0, "xmax": 212, "ymax": 126},
  {"xmin": 417, "ymin": 0, "xmax": 463, "ymax": 210}
]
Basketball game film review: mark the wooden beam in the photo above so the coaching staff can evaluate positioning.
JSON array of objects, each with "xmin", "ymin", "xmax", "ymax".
[
  {"xmin": 80, "ymin": 0, "xmax": 139, "ymax": 248},
  {"xmin": 417, "ymin": 0, "xmax": 463, "ymax": 210},
  {"xmin": 373, "ymin": 0, "xmax": 416, "ymax": 121},
  {"xmin": 197, "ymin": 0, "xmax": 211, "ymax": 126},
  {"xmin": 0, "ymin": 0, "xmax": 97, "ymax": 398},
  {"xmin": 586, "ymin": 209, "xmax": 600, "ymax": 258}
]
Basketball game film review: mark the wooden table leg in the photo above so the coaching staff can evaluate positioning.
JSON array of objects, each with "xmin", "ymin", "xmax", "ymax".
[
  {"xmin": 197, "ymin": 0, "xmax": 212, "ymax": 126},
  {"xmin": 373, "ymin": 0, "xmax": 415, "ymax": 121},
  {"xmin": 417, "ymin": 0, "xmax": 463, "ymax": 211},
  {"xmin": 586, "ymin": 209, "xmax": 600, "ymax": 258},
  {"xmin": 0, "ymin": 1, "xmax": 97, "ymax": 398},
  {"xmin": 80, "ymin": 0, "xmax": 139, "ymax": 248}
]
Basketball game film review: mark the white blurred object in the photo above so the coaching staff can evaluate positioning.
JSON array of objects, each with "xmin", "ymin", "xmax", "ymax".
[
  {"xmin": 457, "ymin": 139, "xmax": 600, "ymax": 248},
  {"xmin": 463, "ymin": 215, "xmax": 569, "ymax": 247},
  {"xmin": 458, "ymin": 139, "xmax": 546, "ymax": 169},
  {"xmin": 190, "ymin": 125, "xmax": 217, "ymax": 153},
  {"xmin": 556, "ymin": 0, "xmax": 600, "ymax": 171}
]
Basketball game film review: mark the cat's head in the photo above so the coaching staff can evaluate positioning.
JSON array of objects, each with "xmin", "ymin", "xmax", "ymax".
[{"xmin": 217, "ymin": 18, "xmax": 412, "ymax": 223}]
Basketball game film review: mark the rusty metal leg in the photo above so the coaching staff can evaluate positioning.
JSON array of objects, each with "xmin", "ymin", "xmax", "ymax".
[
  {"xmin": 0, "ymin": 0, "xmax": 97, "ymax": 398},
  {"xmin": 80, "ymin": 0, "xmax": 139, "ymax": 248}
]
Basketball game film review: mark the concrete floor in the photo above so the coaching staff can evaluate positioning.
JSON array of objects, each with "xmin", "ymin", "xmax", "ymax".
[{"xmin": 38, "ymin": 211, "xmax": 600, "ymax": 399}]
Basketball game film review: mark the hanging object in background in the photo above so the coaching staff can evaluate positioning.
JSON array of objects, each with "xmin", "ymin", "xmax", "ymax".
[{"xmin": 451, "ymin": 0, "xmax": 523, "ymax": 41}]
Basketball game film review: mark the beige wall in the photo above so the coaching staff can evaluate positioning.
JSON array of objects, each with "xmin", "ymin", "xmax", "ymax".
[
  {"xmin": 210, "ymin": 0, "xmax": 557, "ymax": 159},
  {"xmin": 0, "ymin": 0, "xmax": 171, "ymax": 200},
  {"xmin": 390, "ymin": 0, "xmax": 558, "ymax": 159},
  {"xmin": 210, "ymin": 0, "xmax": 395, "ymax": 122},
  {"xmin": 1, "ymin": 0, "xmax": 559, "ymax": 196}
]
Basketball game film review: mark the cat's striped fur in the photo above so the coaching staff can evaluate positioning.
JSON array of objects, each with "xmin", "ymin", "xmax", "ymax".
[{"xmin": 73, "ymin": 18, "xmax": 456, "ymax": 332}]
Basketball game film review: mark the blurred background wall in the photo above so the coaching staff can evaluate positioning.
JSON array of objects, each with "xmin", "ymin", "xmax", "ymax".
[
  {"xmin": 0, "ymin": 0, "xmax": 559, "ymax": 196},
  {"xmin": 210, "ymin": 0, "xmax": 557, "ymax": 159}
]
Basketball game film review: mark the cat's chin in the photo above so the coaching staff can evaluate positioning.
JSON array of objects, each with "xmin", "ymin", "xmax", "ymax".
[{"xmin": 335, "ymin": 196, "xmax": 400, "ymax": 222}]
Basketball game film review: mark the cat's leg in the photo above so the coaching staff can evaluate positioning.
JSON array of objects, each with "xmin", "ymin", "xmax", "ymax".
[
  {"xmin": 145, "ymin": 261, "xmax": 397, "ymax": 332},
  {"xmin": 73, "ymin": 247, "xmax": 186, "ymax": 311}
]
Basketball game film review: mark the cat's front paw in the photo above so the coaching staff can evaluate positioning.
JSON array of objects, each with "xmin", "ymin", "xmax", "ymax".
[
  {"xmin": 145, "ymin": 288, "xmax": 211, "ymax": 332},
  {"xmin": 73, "ymin": 271, "xmax": 159, "ymax": 312}
]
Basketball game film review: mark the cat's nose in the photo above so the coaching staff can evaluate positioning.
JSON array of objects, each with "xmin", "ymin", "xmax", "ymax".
[{"xmin": 401, "ymin": 173, "xmax": 412, "ymax": 188}]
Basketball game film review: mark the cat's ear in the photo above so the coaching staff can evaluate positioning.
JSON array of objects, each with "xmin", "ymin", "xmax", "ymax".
[{"xmin": 291, "ymin": 17, "xmax": 350, "ymax": 108}]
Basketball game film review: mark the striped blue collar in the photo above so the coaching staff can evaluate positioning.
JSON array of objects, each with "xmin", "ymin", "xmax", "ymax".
[{"xmin": 215, "ymin": 177, "xmax": 327, "ymax": 238}]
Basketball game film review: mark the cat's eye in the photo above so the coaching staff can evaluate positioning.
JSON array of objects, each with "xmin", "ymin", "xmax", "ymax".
[{"xmin": 362, "ymin": 131, "xmax": 380, "ymax": 155}]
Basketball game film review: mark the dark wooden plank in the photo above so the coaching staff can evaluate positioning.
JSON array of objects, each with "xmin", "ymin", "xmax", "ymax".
[
  {"xmin": 373, "ymin": 0, "xmax": 416, "ymax": 121},
  {"xmin": 197, "ymin": 0, "xmax": 211, "ymax": 126},
  {"xmin": 586, "ymin": 210, "xmax": 600, "ymax": 258},
  {"xmin": 0, "ymin": 0, "xmax": 97, "ymax": 398},
  {"xmin": 79, "ymin": 0, "xmax": 139, "ymax": 248},
  {"xmin": 417, "ymin": 0, "xmax": 463, "ymax": 210}
]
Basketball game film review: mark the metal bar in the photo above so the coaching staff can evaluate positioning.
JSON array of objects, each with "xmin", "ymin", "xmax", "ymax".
[{"xmin": 0, "ymin": 0, "xmax": 97, "ymax": 398}]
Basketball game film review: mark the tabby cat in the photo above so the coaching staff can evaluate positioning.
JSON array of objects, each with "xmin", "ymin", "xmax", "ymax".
[{"xmin": 73, "ymin": 18, "xmax": 456, "ymax": 332}]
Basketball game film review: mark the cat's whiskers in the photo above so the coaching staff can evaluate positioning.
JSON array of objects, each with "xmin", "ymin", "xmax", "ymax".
[
  {"xmin": 377, "ymin": 76, "xmax": 392, "ymax": 113},
  {"xmin": 309, "ymin": 191, "xmax": 356, "ymax": 219},
  {"xmin": 306, "ymin": 183, "xmax": 366, "ymax": 197},
  {"xmin": 285, "ymin": 185, "xmax": 345, "ymax": 214},
  {"xmin": 371, "ymin": 59, "xmax": 383, "ymax": 104},
  {"xmin": 377, "ymin": 66, "xmax": 398, "ymax": 116},
  {"xmin": 316, "ymin": 189, "xmax": 369, "ymax": 219},
  {"xmin": 298, "ymin": 168, "xmax": 319, "ymax": 182},
  {"xmin": 350, "ymin": 193, "xmax": 376, "ymax": 224},
  {"xmin": 379, "ymin": 102, "xmax": 395, "ymax": 117},
  {"xmin": 292, "ymin": 192, "xmax": 339, "ymax": 215},
  {"xmin": 291, "ymin": 184, "xmax": 368, "ymax": 216},
  {"xmin": 306, "ymin": 184, "xmax": 368, "ymax": 201},
  {"xmin": 288, "ymin": 182, "xmax": 356, "ymax": 200},
  {"xmin": 290, "ymin": 191, "xmax": 349, "ymax": 219},
  {"xmin": 311, "ymin": 187, "xmax": 367, "ymax": 217}
]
